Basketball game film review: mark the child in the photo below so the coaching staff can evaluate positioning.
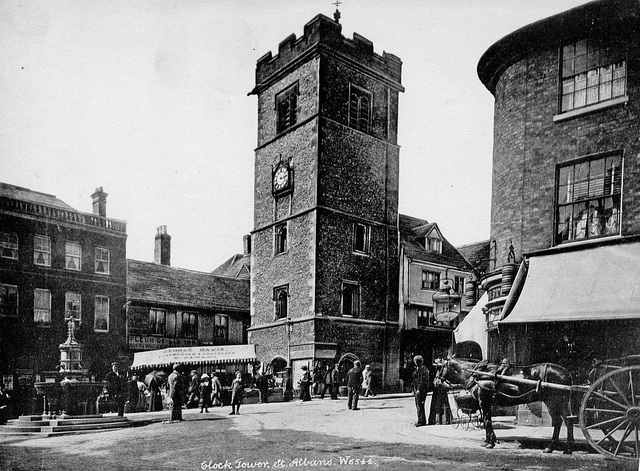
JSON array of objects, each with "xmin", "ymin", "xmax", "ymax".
[{"xmin": 230, "ymin": 371, "xmax": 244, "ymax": 415}]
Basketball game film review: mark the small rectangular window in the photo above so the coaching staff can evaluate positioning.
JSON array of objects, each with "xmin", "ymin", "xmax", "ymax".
[
  {"xmin": 353, "ymin": 223, "xmax": 370, "ymax": 254},
  {"xmin": 34, "ymin": 236, "xmax": 51, "ymax": 266},
  {"xmin": 454, "ymin": 276, "xmax": 465, "ymax": 295},
  {"xmin": 149, "ymin": 308, "xmax": 166, "ymax": 336},
  {"xmin": 65, "ymin": 242, "xmax": 82, "ymax": 271},
  {"xmin": 1, "ymin": 232, "xmax": 18, "ymax": 260},
  {"xmin": 179, "ymin": 312, "xmax": 197, "ymax": 339},
  {"xmin": 95, "ymin": 247, "xmax": 110, "ymax": 274},
  {"xmin": 273, "ymin": 285, "xmax": 289, "ymax": 320},
  {"xmin": 276, "ymin": 83, "xmax": 298, "ymax": 134},
  {"xmin": 65, "ymin": 292, "xmax": 81, "ymax": 323},
  {"xmin": 0, "ymin": 284, "xmax": 18, "ymax": 317},
  {"xmin": 95, "ymin": 295, "xmax": 109, "ymax": 332},
  {"xmin": 341, "ymin": 281, "xmax": 360, "ymax": 317},
  {"xmin": 421, "ymin": 271, "xmax": 440, "ymax": 290},
  {"xmin": 34, "ymin": 288, "xmax": 51, "ymax": 324},
  {"xmin": 215, "ymin": 314, "xmax": 229, "ymax": 340}
]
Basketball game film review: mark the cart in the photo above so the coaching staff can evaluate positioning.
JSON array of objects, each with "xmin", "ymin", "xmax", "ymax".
[{"xmin": 449, "ymin": 389, "xmax": 482, "ymax": 431}]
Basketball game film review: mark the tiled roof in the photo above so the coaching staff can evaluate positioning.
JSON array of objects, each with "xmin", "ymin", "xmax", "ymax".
[
  {"xmin": 127, "ymin": 259, "xmax": 249, "ymax": 312},
  {"xmin": 399, "ymin": 214, "xmax": 472, "ymax": 270},
  {"xmin": 211, "ymin": 253, "xmax": 251, "ymax": 279},
  {"xmin": 456, "ymin": 240, "xmax": 491, "ymax": 274},
  {"xmin": 0, "ymin": 182, "xmax": 76, "ymax": 211}
]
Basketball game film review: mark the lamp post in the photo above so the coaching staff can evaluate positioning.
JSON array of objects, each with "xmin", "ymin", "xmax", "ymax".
[{"xmin": 432, "ymin": 276, "xmax": 461, "ymax": 324}]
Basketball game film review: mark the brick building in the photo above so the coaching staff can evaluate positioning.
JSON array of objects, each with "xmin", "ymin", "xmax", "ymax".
[
  {"xmin": 126, "ymin": 227, "xmax": 250, "ymax": 355},
  {"xmin": 247, "ymin": 13, "xmax": 404, "ymax": 389},
  {"xmin": 0, "ymin": 183, "xmax": 127, "ymax": 415},
  {"xmin": 477, "ymin": 0, "xmax": 640, "ymax": 380}
]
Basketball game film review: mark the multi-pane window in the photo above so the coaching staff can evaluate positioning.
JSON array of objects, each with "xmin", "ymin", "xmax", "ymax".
[
  {"xmin": 341, "ymin": 281, "xmax": 360, "ymax": 317},
  {"xmin": 34, "ymin": 288, "xmax": 51, "ymax": 324},
  {"xmin": 426, "ymin": 237, "xmax": 442, "ymax": 253},
  {"xmin": 94, "ymin": 295, "xmax": 109, "ymax": 331},
  {"xmin": 276, "ymin": 83, "xmax": 298, "ymax": 134},
  {"xmin": 454, "ymin": 276, "xmax": 465, "ymax": 295},
  {"xmin": 561, "ymin": 39, "xmax": 626, "ymax": 113},
  {"xmin": 274, "ymin": 223, "xmax": 288, "ymax": 255},
  {"xmin": 65, "ymin": 242, "xmax": 82, "ymax": 271},
  {"xmin": 179, "ymin": 312, "xmax": 197, "ymax": 339},
  {"xmin": 353, "ymin": 223, "xmax": 370, "ymax": 254},
  {"xmin": 215, "ymin": 314, "xmax": 229, "ymax": 340},
  {"xmin": 65, "ymin": 293, "xmax": 81, "ymax": 323},
  {"xmin": 556, "ymin": 153, "xmax": 622, "ymax": 244},
  {"xmin": 0, "ymin": 285, "xmax": 18, "ymax": 317},
  {"xmin": 0, "ymin": 232, "xmax": 18, "ymax": 260},
  {"xmin": 417, "ymin": 308, "xmax": 431, "ymax": 328},
  {"xmin": 95, "ymin": 247, "xmax": 110, "ymax": 274},
  {"xmin": 274, "ymin": 285, "xmax": 289, "ymax": 320},
  {"xmin": 348, "ymin": 85, "xmax": 371, "ymax": 133},
  {"xmin": 149, "ymin": 308, "xmax": 166, "ymax": 336},
  {"xmin": 34, "ymin": 236, "xmax": 51, "ymax": 266},
  {"xmin": 421, "ymin": 271, "xmax": 440, "ymax": 290}
]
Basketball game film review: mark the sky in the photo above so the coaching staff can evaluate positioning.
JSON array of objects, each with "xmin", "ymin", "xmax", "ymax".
[{"xmin": 0, "ymin": 0, "xmax": 593, "ymax": 273}]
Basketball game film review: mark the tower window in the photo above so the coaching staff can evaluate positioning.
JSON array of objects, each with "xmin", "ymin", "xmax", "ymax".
[
  {"xmin": 348, "ymin": 85, "xmax": 372, "ymax": 133},
  {"xmin": 276, "ymin": 83, "xmax": 298, "ymax": 134},
  {"xmin": 34, "ymin": 236, "xmax": 51, "ymax": 266},
  {"xmin": 95, "ymin": 247, "xmax": 110, "ymax": 274},
  {"xmin": 421, "ymin": 271, "xmax": 440, "ymax": 290},
  {"xmin": 353, "ymin": 223, "xmax": 370, "ymax": 254},
  {"xmin": 149, "ymin": 308, "xmax": 166, "ymax": 336},
  {"xmin": 556, "ymin": 152, "xmax": 622, "ymax": 244},
  {"xmin": 341, "ymin": 281, "xmax": 360, "ymax": 317},
  {"xmin": 34, "ymin": 288, "xmax": 51, "ymax": 324},
  {"xmin": 560, "ymin": 39, "xmax": 626, "ymax": 113},
  {"xmin": 65, "ymin": 241, "xmax": 82, "ymax": 271},
  {"xmin": 274, "ymin": 223, "xmax": 288, "ymax": 255},
  {"xmin": 274, "ymin": 285, "xmax": 289, "ymax": 320},
  {"xmin": 65, "ymin": 292, "xmax": 81, "ymax": 324},
  {"xmin": 0, "ymin": 232, "xmax": 18, "ymax": 260}
]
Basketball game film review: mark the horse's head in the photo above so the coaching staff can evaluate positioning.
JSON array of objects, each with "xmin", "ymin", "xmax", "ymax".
[{"xmin": 440, "ymin": 358, "xmax": 470, "ymax": 387}]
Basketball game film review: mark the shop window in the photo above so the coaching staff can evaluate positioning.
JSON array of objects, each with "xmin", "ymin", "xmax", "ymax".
[
  {"xmin": 95, "ymin": 295, "xmax": 109, "ymax": 332},
  {"xmin": 215, "ymin": 314, "xmax": 229, "ymax": 340},
  {"xmin": 560, "ymin": 39, "xmax": 626, "ymax": 113},
  {"xmin": 95, "ymin": 247, "xmax": 110, "ymax": 274},
  {"xmin": 276, "ymin": 83, "xmax": 298, "ymax": 134},
  {"xmin": 274, "ymin": 285, "xmax": 289, "ymax": 320},
  {"xmin": 65, "ymin": 292, "xmax": 81, "ymax": 324},
  {"xmin": 34, "ymin": 235, "xmax": 51, "ymax": 266},
  {"xmin": 0, "ymin": 232, "xmax": 18, "ymax": 260},
  {"xmin": 556, "ymin": 152, "xmax": 622, "ymax": 244},
  {"xmin": 65, "ymin": 241, "xmax": 82, "ymax": 271},
  {"xmin": 421, "ymin": 270, "xmax": 440, "ymax": 290},
  {"xmin": 348, "ymin": 85, "xmax": 372, "ymax": 133},
  {"xmin": 34, "ymin": 288, "xmax": 51, "ymax": 324},
  {"xmin": 341, "ymin": 281, "xmax": 360, "ymax": 317},
  {"xmin": 0, "ymin": 284, "xmax": 18, "ymax": 317},
  {"xmin": 149, "ymin": 308, "xmax": 166, "ymax": 336}
]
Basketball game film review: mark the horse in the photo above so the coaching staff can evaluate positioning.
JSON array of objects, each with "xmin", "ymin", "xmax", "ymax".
[{"xmin": 439, "ymin": 357, "xmax": 575, "ymax": 453}]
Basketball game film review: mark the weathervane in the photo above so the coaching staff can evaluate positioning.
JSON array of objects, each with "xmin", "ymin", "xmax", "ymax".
[{"xmin": 333, "ymin": 0, "xmax": 342, "ymax": 23}]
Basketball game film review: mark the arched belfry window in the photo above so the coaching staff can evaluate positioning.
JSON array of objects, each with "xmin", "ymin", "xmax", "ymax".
[
  {"xmin": 274, "ymin": 223, "xmax": 288, "ymax": 255},
  {"xmin": 274, "ymin": 285, "xmax": 289, "ymax": 320},
  {"xmin": 348, "ymin": 85, "xmax": 372, "ymax": 133}
]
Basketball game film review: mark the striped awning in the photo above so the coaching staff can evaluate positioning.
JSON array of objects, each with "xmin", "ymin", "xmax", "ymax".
[{"xmin": 131, "ymin": 344, "xmax": 257, "ymax": 370}]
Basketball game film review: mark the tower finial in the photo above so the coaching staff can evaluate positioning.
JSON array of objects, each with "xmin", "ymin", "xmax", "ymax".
[{"xmin": 333, "ymin": 0, "xmax": 342, "ymax": 23}]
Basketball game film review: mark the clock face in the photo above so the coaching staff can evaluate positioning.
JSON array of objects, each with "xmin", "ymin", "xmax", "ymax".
[{"xmin": 273, "ymin": 166, "xmax": 289, "ymax": 191}]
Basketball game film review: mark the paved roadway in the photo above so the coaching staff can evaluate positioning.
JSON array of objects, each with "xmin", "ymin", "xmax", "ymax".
[{"xmin": 0, "ymin": 394, "xmax": 635, "ymax": 471}]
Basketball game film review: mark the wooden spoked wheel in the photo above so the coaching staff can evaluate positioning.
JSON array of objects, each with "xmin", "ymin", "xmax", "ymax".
[{"xmin": 579, "ymin": 366, "xmax": 640, "ymax": 461}]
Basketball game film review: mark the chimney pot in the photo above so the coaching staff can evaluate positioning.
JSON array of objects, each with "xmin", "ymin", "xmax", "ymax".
[
  {"xmin": 154, "ymin": 226, "xmax": 171, "ymax": 266},
  {"xmin": 91, "ymin": 187, "xmax": 108, "ymax": 217},
  {"xmin": 243, "ymin": 234, "xmax": 251, "ymax": 255}
]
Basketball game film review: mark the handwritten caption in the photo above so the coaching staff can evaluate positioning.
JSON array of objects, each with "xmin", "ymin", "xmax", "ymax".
[{"xmin": 201, "ymin": 457, "xmax": 376, "ymax": 469}]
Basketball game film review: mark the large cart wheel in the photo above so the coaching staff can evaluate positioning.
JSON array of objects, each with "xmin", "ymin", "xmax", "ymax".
[{"xmin": 579, "ymin": 365, "xmax": 640, "ymax": 461}]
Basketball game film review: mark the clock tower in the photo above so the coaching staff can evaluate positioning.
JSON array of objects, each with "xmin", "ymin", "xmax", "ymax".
[{"xmin": 248, "ymin": 13, "xmax": 404, "ymax": 390}]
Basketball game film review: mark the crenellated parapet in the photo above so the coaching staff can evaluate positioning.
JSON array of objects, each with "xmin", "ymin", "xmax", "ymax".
[{"xmin": 251, "ymin": 14, "xmax": 403, "ymax": 94}]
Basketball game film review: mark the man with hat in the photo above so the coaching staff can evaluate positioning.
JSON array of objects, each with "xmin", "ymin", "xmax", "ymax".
[
  {"xmin": 104, "ymin": 361, "xmax": 126, "ymax": 417},
  {"xmin": 412, "ymin": 355, "xmax": 429, "ymax": 427},
  {"xmin": 166, "ymin": 363, "xmax": 184, "ymax": 423},
  {"xmin": 187, "ymin": 369, "xmax": 200, "ymax": 409}
]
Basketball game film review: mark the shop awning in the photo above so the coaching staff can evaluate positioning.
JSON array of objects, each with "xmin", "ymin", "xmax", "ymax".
[
  {"xmin": 131, "ymin": 344, "xmax": 257, "ymax": 370},
  {"xmin": 454, "ymin": 292, "xmax": 488, "ymax": 359},
  {"xmin": 500, "ymin": 242, "xmax": 640, "ymax": 324}
]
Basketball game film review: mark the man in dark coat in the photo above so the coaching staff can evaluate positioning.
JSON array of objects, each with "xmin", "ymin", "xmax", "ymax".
[
  {"xmin": 166, "ymin": 363, "xmax": 184, "ymax": 423},
  {"xmin": 0, "ymin": 383, "xmax": 10, "ymax": 425},
  {"xmin": 412, "ymin": 355, "xmax": 429, "ymax": 427},
  {"xmin": 187, "ymin": 370, "xmax": 200, "ymax": 409},
  {"xmin": 346, "ymin": 360, "xmax": 363, "ymax": 410},
  {"xmin": 104, "ymin": 362, "xmax": 126, "ymax": 416}
]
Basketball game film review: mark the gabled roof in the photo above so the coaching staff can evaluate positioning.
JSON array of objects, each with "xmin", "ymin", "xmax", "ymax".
[
  {"xmin": 211, "ymin": 253, "xmax": 251, "ymax": 279},
  {"xmin": 127, "ymin": 259, "xmax": 249, "ymax": 312},
  {"xmin": 456, "ymin": 240, "xmax": 491, "ymax": 274},
  {"xmin": 0, "ymin": 182, "xmax": 76, "ymax": 211},
  {"xmin": 399, "ymin": 214, "xmax": 472, "ymax": 270}
]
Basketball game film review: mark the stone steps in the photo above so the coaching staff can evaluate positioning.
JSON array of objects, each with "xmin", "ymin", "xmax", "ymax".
[{"xmin": 0, "ymin": 414, "xmax": 131, "ymax": 436}]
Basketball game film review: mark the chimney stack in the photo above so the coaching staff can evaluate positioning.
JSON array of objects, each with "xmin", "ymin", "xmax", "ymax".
[
  {"xmin": 91, "ymin": 187, "xmax": 108, "ymax": 217},
  {"xmin": 243, "ymin": 234, "xmax": 251, "ymax": 256},
  {"xmin": 154, "ymin": 225, "xmax": 171, "ymax": 266}
]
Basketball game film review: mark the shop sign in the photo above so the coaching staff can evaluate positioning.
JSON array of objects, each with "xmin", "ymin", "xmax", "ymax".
[
  {"xmin": 128, "ymin": 336, "xmax": 198, "ymax": 350},
  {"xmin": 2, "ymin": 375, "xmax": 13, "ymax": 390}
]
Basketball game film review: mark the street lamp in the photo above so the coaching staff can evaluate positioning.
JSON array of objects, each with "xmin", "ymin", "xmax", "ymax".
[{"xmin": 432, "ymin": 276, "xmax": 461, "ymax": 323}]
